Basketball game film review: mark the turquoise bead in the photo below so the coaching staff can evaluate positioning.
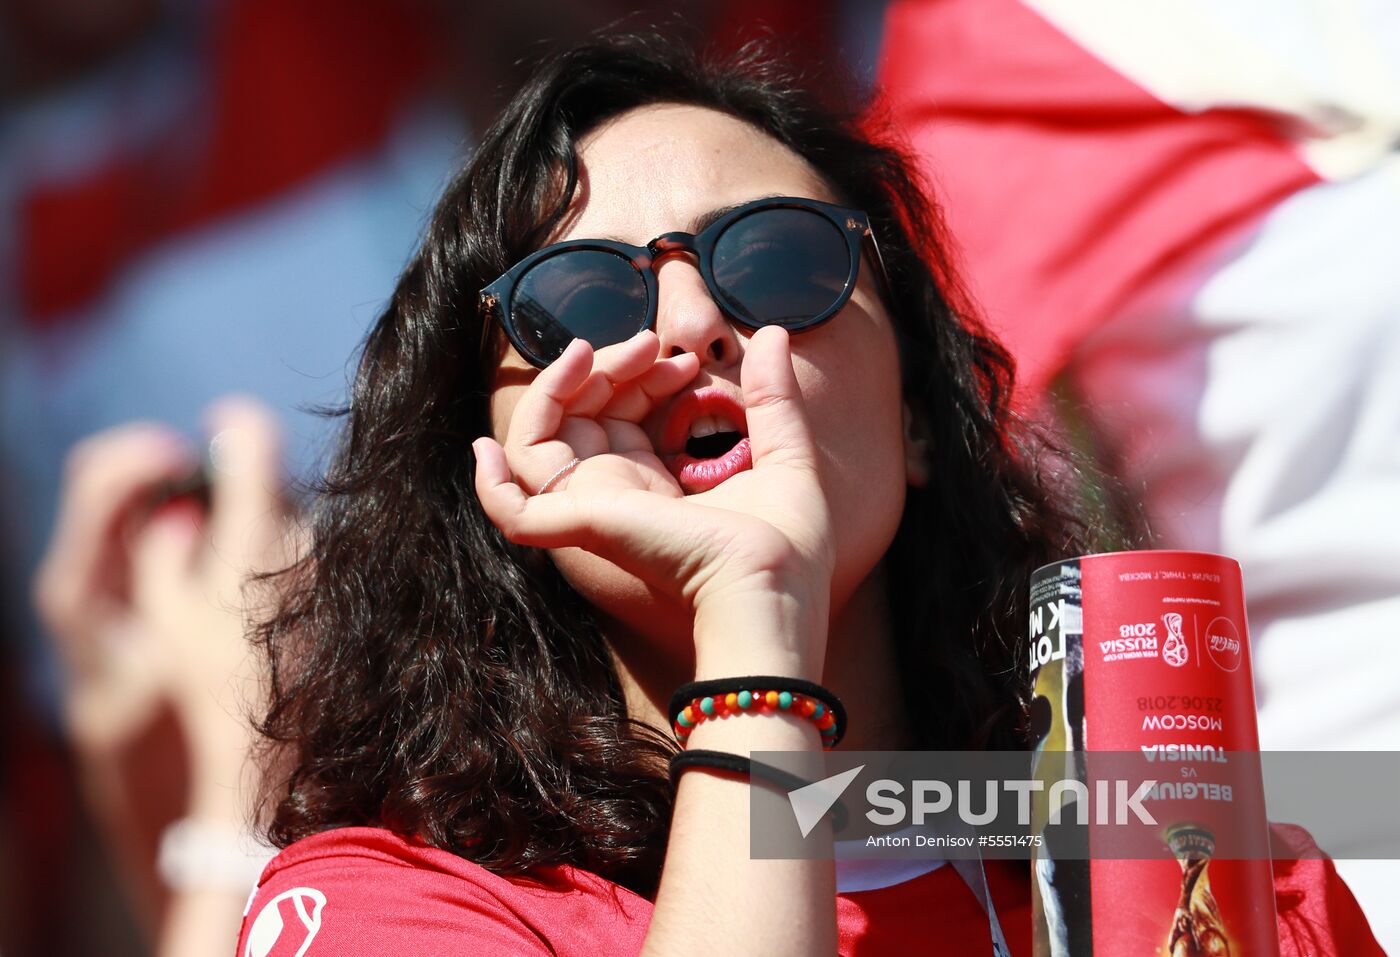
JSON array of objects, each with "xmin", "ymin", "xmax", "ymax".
[
  {"xmin": 676, "ymin": 711, "xmax": 694, "ymax": 728},
  {"xmin": 737, "ymin": 690, "xmax": 753, "ymax": 709},
  {"xmin": 812, "ymin": 702, "xmax": 825, "ymax": 719},
  {"xmin": 778, "ymin": 691, "xmax": 793, "ymax": 709},
  {"xmin": 699, "ymin": 696, "xmax": 715, "ymax": 715}
]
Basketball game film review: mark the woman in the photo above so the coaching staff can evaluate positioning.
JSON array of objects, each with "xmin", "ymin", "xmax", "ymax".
[{"xmin": 238, "ymin": 32, "xmax": 1378, "ymax": 957}]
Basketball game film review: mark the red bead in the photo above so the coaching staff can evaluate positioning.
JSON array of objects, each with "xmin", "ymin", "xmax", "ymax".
[
  {"xmin": 817, "ymin": 712, "xmax": 836, "ymax": 731},
  {"xmin": 800, "ymin": 698, "xmax": 817, "ymax": 718}
]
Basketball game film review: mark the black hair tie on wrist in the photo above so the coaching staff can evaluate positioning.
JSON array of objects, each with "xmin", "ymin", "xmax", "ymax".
[
  {"xmin": 668, "ymin": 675, "xmax": 848, "ymax": 747},
  {"xmin": 668, "ymin": 748, "xmax": 850, "ymax": 832}
]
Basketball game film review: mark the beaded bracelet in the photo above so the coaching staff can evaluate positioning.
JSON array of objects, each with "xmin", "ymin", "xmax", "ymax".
[{"xmin": 669, "ymin": 676, "xmax": 847, "ymax": 749}]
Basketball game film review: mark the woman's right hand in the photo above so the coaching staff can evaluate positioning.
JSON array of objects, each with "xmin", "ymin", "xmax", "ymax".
[{"xmin": 472, "ymin": 326, "xmax": 835, "ymax": 677}]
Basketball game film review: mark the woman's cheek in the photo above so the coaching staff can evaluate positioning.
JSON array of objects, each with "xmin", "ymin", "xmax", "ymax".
[
  {"xmin": 827, "ymin": 435, "xmax": 907, "ymax": 610},
  {"xmin": 816, "ymin": 363, "xmax": 910, "ymax": 610}
]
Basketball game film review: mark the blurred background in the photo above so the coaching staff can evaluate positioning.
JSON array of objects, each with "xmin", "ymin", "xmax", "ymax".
[{"xmin": 1, "ymin": 0, "xmax": 1395, "ymax": 954}]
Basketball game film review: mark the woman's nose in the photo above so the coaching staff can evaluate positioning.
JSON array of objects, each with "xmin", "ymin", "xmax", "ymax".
[{"xmin": 653, "ymin": 255, "xmax": 742, "ymax": 365}]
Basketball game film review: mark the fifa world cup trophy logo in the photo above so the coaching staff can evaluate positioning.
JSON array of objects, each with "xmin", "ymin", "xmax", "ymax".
[
  {"xmin": 1162, "ymin": 612, "xmax": 1189, "ymax": 668},
  {"xmin": 1165, "ymin": 825, "xmax": 1232, "ymax": 957}
]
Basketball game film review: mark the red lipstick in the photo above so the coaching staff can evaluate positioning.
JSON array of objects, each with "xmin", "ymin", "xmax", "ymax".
[{"xmin": 661, "ymin": 388, "xmax": 752, "ymax": 494}]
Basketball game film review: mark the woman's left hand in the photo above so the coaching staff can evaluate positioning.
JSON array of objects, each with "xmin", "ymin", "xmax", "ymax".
[{"xmin": 473, "ymin": 327, "xmax": 836, "ymax": 678}]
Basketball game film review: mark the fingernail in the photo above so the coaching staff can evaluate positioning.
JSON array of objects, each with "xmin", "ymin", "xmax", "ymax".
[{"xmin": 208, "ymin": 427, "xmax": 252, "ymax": 477}]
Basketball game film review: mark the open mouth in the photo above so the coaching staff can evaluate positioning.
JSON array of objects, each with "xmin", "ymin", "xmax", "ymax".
[
  {"xmin": 671, "ymin": 435, "xmax": 753, "ymax": 494},
  {"xmin": 662, "ymin": 390, "xmax": 754, "ymax": 494},
  {"xmin": 685, "ymin": 430, "xmax": 745, "ymax": 459}
]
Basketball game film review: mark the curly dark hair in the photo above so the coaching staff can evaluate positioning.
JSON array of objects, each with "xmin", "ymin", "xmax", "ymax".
[{"xmin": 253, "ymin": 30, "xmax": 1113, "ymax": 899}]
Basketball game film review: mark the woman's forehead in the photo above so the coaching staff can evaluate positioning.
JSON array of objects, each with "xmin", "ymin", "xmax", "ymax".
[{"xmin": 558, "ymin": 103, "xmax": 835, "ymax": 245}]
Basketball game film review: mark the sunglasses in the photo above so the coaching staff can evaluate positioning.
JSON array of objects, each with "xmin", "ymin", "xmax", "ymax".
[{"xmin": 479, "ymin": 195, "xmax": 888, "ymax": 369}]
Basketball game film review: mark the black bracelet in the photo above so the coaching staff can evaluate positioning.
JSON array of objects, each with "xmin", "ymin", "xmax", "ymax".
[
  {"xmin": 669, "ymin": 675, "xmax": 847, "ymax": 747},
  {"xmin": 668, "ymin": 748, "xmax": 850, "ymax": 832}
]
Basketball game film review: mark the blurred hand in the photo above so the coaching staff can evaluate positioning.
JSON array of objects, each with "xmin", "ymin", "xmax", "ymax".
[{"xmin": 33, "ymin": 396, "xmax": 300, "ymax": 798}]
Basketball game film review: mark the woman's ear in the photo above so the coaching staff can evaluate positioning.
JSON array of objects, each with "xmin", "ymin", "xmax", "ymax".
[{"xmin": 902, "ymin": 400, "xmax": 932, "ymax": 489}]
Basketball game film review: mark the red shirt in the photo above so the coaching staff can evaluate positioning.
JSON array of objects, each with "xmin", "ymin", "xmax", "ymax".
[{"xmin": 236, "ymin": 824, "xmax": 1382, "ymax": 956}]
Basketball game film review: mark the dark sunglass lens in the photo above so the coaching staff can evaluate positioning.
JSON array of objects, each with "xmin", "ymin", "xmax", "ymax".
[
  {"xmin": 511, "ymin": 250, "xmax": 648, "ymax": 363},
  {"xmin": 711, "ymin": 207, "xmax": 851, "ymax": 326}
]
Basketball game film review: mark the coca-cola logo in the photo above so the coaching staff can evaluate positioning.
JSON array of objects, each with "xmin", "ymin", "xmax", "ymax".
[{"xmin": 1204, "ymin": 617, "xmax": 1242, "ymax": 673}]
